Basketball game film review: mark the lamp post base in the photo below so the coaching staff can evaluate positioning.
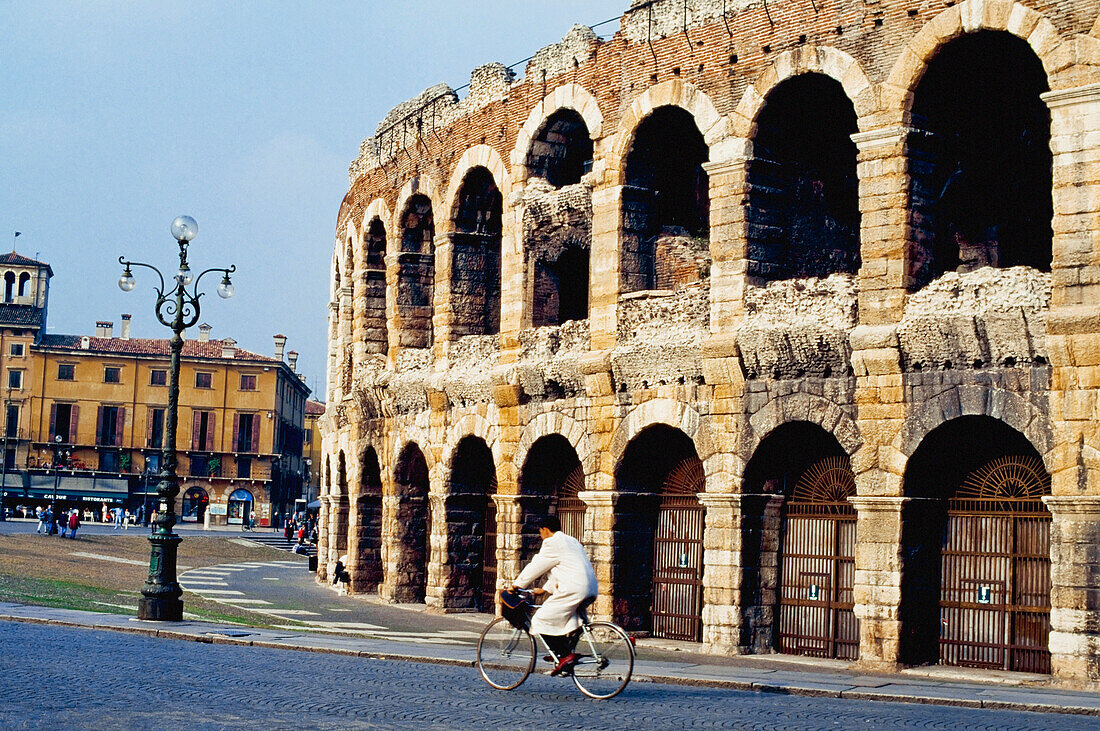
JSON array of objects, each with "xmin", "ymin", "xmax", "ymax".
[{"xmin": 137, "ymin": 596, "xmax": 184, "ymax": 622}]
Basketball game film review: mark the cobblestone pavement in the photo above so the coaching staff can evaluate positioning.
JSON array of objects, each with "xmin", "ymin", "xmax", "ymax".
[{"xmin": 0, "ymin": 622, "xmax": 1094, "ymax": 730}]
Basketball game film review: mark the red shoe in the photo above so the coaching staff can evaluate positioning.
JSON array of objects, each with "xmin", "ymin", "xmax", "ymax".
[{"xmin": 549, "ymin": 653, "xmax": 577, "ymax": 676}]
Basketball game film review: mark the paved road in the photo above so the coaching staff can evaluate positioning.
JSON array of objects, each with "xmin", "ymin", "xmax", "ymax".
[
  {"xmin": 0, "ymin": 517, "xmax": 278, "ymax": 537},
  {"xmin": 0, "ymin": 622, "xmax": 1093, "ymax": 730}
]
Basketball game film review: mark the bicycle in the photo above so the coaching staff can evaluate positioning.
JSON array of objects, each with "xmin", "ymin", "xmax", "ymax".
[{"xmin": 476, "ymin": 589, "xmax": 635, "ymax": 699}]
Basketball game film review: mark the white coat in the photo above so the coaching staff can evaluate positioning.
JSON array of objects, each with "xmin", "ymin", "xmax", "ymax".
[{"xmin": 514, "ymin": 531, "xmax": 598, "ymax": 636}]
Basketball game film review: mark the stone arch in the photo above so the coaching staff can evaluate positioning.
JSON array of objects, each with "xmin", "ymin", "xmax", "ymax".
[
  {"xmin": 395, "ymin": 174, "xmax": 443, "ymax": 231},
  {"xmin": 443, "ymin": 145, "xmax": 511, "ymax": 230},
  {"xmin": 511, "ymin": 83, "xmax": 604, "ymax": 174},
  {"xmin": 882, "ymin": 0, "xmax": 1065, "ymax": 123},
  {"xmin": 745, "ymin": 393, "xmax": 862, "ymax": 472},
  {"xmin": 360, "ymin": 198, "xmax": 393, "ymax": 262},
  {"xmin": 611, "ymin": 80, "xmax": 727, "ymax": 176},
  {"xmin": 514, "ymin": 410, "xmax": 595, "ymax": 479},
  {"xmin": 442, "ymin": 414, "xmax": 501, "ymax": 476},
  {"xmin": 733, "ymin": 46, "xmax": 875, "ymax": 141},
  {"xmin": 900, "ymin": 386, "xmax": 1055, "ymax": 470},
  {"xmin": 609, "ymin": 398, "xmax": 714, "ymax": 476}
]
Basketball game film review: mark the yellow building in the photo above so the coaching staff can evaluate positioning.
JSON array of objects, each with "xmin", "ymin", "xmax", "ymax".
[
  {"xmin": 0, "ymin": 252, "xmax": 311, "ymax": 527},
  {"xmin": 303, "ymin": 399, "xmax": 325, "ymax": 506}
]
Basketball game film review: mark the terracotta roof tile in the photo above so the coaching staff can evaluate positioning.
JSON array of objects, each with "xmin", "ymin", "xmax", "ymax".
[
  {"xmin": 305, "ymin": 400, "xmax": 327, "ymax": 415},
  {"xmin": 37, "ymin": 334, "xmax": 280, "ymax": 363},
  {"xmin": 0, "ymin": 251, "xmax": 53, "ymax": 276}
]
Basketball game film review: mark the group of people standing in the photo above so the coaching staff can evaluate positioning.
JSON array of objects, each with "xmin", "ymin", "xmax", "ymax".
[
  {"xmin": 33, "ymin": 504, "xmax": 81, "ymax": 539},
  {"xmin": 281, "ymin": 512, "xmax": 317, "ymax": 554}
]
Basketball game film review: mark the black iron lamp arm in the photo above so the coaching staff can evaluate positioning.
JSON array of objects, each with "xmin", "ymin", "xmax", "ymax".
[{"xmin": 118, "ymin": 256, "xmax": 166, "ymax": 298}]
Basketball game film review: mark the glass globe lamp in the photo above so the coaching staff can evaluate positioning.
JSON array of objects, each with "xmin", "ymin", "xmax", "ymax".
[
  {"xmin": 217, "ymin": 274, "xmax": 235, "ymax": 299},
  {"xmin": 170, "ymin": 215, "xmax": 197, "ymax": 243}
]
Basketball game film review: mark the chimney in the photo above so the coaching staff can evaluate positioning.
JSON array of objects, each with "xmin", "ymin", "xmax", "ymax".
[
  {"xmin": 221, "ymin": 338, "xmax": 237, "ymax": 359},
  {"xmin": 120, "ymin": 314, "xmax": 131, "ymax": 340},
  {"xmin": 198, "ymin": 323, "xmax": 212, "ymax": 342},
  {"xmin": 80, "ymin": 336, "xmax": 90, "ymax": 350},
  {"xmin": 274, "ymin": 334, "xmax": 287, "ymax": 361},
  {"xmin": 95, "ymin": 321, "xmax": 113, "ymax": 338},
  {"xmin": 287, "ymin": 350, "xmax": 299, "ymax": 373}
]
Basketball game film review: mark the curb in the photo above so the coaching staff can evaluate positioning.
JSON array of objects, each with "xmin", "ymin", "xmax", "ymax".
[{"xmin": 2, "ymin": 611, "xmax": 1097, "ymax": 716}]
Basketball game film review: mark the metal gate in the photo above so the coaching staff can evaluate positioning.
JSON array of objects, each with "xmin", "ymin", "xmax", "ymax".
[
  {"xmin": 557, "ymin": 463, "xmax": 586, "ymax": 543},
  {"xmin": 777, "ymin": 457, "xmax": 858, "ymax": 660},
  {"xmin": 480, "ymin": 498, "xmax": 497, "ymax": 613},
  {"xmin": 940, "ymin": 455, "xmax": 1051, "ymax": 673},
  {"xmin": 651, "ymin": 457, "xmax": 705, "ymax": 642}
]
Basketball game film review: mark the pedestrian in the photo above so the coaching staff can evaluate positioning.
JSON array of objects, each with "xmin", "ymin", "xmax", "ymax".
[
  {"xmin": 113, "ymin": 507, "xmax": 124, "ymax": 530},
  {"xmin": 283, "ymin": 516, "xmax": 292, "ymax": 541},
  {"xmin": 248, "ymin": 510, "xmax": 256, "ymax": 531},
  {"xmin": 136, "ymin": 504, "xmax": 145, "ymax": 526},
  {"xmin": 101, "ymin": 504, "xmax": 109, "ymax": 523},
  {"xmin": 123, "ymin": 508, "xmax": 131, "ymax": 529},
  {"xmin": 67, "ymin": 509, "xmax": 80, "ymax": 539},
  {"xmin": 45, "ymin": 505, "xmax": 56, "ymax": 536},
  {"xmin": 35, "ymin": 506, "xmax": 46, "ymax": 534}
]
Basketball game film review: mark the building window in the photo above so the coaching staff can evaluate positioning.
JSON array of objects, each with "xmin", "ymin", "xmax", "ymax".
[
  {"xmin": 5, "ymin": 404, "xmax": 18, "ymax": 438},
  {"xmin": 150, "ymin": 369, "xmax": 167, "ymax": 386},
  {"xmin": 304, "ymin": 429, "xmax": 312, "ymax": 445},
  {"xmin": 148, "ymin": 408, "xmax": 165, "ymax": 449},
  {"xmin": 9, "ymin": 343, "xmax": 23, "ymax": 357},
  {"xmin": 189, "ymin": 456, "xmax": 209, "ymax": 478},
  {"xmin": 4, "ymin": 448, "xmax": 14, "ymax": 470},
  {"xmin": 57, "ymin": 363, "xmax": 75, "ymax": 381},
  {"xmin": 236, "ymin": 456, "xmax": 252, "ymax": 479},
  {"xmin": 239, "ymin": 374, "xmax": 257, "ymax": 391},
  {"xmin": 100, "ymin": 450, "xmax": 120, "ymax": 472},
  {"xmin": 235, "ymin": 413, "xmax": 257, "ymax": 453},
  {"xmin": 51, "ymin": 403, "xmax": 77, "ymax": 443},
  {"xmin": 97, "ymin": 405, "xmax": 124, "ymax": 446},
  {"xmin": 104, "ymin": 367, "xmax": 121, "ymax": 384},
  {"xmin": 192, "ymin": 410, "xmax": 215, "ymax": 451},
  {"xmin": 7, "ymin": 370, "xmax": 22, "ymax": 389},
  {"xmin": 195, "ymin": 371, "xmax": 213, "ymax": 389}
]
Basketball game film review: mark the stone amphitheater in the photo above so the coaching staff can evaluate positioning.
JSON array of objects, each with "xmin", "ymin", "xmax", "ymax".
[{"xmin": 319, "ymin": 0, "xmax": 1100, "ymax": 683}]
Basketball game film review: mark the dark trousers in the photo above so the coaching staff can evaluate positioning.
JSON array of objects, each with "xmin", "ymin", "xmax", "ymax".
[{"xmin": 543, "ymin": 629, "xmax": 581, "ymax": 658}]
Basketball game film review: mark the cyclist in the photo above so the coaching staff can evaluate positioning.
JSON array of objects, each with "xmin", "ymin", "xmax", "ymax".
[{"xmin": 509, "ymin": 515, "xmax": 597, "ymax": 676}]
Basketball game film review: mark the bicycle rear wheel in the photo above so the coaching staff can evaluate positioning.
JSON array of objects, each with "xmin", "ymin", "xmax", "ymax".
[
  {"xmin": 476, "ymin": 617, "xmax": 535, "ymax": 690},
  {"xmin": 571, "ymin": 621, "xmax": 634, "ymax": 699}
]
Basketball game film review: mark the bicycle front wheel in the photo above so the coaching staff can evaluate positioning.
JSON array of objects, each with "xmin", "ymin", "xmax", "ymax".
[
  {"xmin": 476, "ymin": 618, "xmax": 535, "ymax": 690},
  {"xmin": 571, "ymin": 621, "xmax": 635, "ymax": 699}
]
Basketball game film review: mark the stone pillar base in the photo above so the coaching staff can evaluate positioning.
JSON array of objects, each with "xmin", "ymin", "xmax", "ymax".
[{"xmin": 1043, "ymin": 496, "xmax": 1100, "ymax": 683}]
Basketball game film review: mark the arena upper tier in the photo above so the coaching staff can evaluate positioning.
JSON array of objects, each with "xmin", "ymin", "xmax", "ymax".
[{"xmin": 319, "ymin": 0, "xmax": 1100, "ymax": 682}]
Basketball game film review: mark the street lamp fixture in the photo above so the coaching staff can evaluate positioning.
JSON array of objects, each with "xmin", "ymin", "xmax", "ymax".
[{"xmin": 119, "ymin": 215, "xmax": 235, "ymax": 622}]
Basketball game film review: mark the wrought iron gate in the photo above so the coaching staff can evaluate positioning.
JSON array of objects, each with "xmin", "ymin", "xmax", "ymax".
[
  {"xmin": 777, "ymin": 457, "xmax": 858, "ymax": 660},
  {"xmin": 557, "ymin": 463, "xmax": 586, "ymax": 543},
  {"xmin": 940, "ymin": 455, "xmax": 1051, "ymax": 673},
  {"xmin": 651, "ymin": 457, "xmax": 705, "ymax": 641}
]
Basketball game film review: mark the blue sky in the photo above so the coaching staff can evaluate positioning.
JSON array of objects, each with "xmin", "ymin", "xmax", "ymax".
[{"xmin": 0, "ymin": 1, "xmax": 625, "ymax": 398}]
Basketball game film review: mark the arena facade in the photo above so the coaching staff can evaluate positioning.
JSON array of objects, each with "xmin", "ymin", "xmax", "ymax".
[{"xmin": 319, "ymin": 0, "xmax": 1100, "ymax": 682}]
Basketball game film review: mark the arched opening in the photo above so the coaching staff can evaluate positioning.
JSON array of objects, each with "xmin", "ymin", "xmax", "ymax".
[
  {"xmin": 909, "ymin": 31, "xmax": 1051, "ymax": 285},
  {"xmin": 361, "ymin": 218, "xmax": 388, "ymax": 355},
  {"xmin": 622, "ymin": 106, "xmax": 709, "ymax": 293},
  {"xmin": 181, "ymin": 486, "xmax": 209, "ymax": 523},
  {"xmin": 3, "ymin": 272, "xmax": 14, "ymax": 303},
  {"xmin": 352, "ymin": 447, "xmax": 384, "ymax": 593},
  {"xmin": 902, "ymin": 416, "xmax": 1051, "ymax": 672},
  {"xmin": 17, "ymin": 272, "xmax": 29, "ymax": 298},
  {"xmin": 330, "ymin": 452, "xmax": 350, "ymax": 555},
  {"xmin": 397, "ymin": 194, "xmax": 435, "ymax": 348},
  {"xmin": 451, "ymin": 167, "xmax": 502, "ymax": 338},
  {"xmin": 446, "ymin": 436, "xmax": 498, "ymax": 611},
  {"xmin": 613, "ymin": 424, "xmax": 704, "ymax": 640},
  {"xmin": 227, "ymin": 488, "xmax": 254, "ymax": 526},
  {"xmin": 392, "ymin": 442, "xmax": 430, "ymax": 602},
  {"xmin": 746, "ymin": 74, "xmax": 860, "ymax": 281},
  {"xmin": 741, "ymin": 422, "xmax": 856, "ymax": 658},
  {"xmin": 532, "ymin": 243, "xmax": 589, "ymax": 327},
  {"xmin": 519, "ymin": 434, "xmax": 586, "ymax": 559},
  {"xmin": 527, "ymin": 108, "xmax": 593, "ymax": 188}
]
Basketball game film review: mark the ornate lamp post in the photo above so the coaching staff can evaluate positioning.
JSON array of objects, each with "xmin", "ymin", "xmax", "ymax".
[{"xmin": 119, "ymin": 215, "xmax": 235, "ymax": 621}]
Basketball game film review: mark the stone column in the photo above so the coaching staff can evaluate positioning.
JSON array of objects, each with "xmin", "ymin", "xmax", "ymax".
[
  {"xmin": 850, "ymin": 126, "xmax": 930, "ymax": 326},
  {"xmin": 703, "ymin": 156, "xmax": 749, "ymax": 331},
  {"xmin": 425, "ymin": 492, "xmax": 448, "ymax": 609},
  {"xmin": 578, "ymin": 490, "xmax": 616, "ymax": 621},
  {"xmin": 498, "ymin": 197, "xmax": 524, "ymax": 351},
  {"xmin": 588, "ymin": 185, "xmax": 622, "ymax": 351},
  {"xmin": 491, "ymin": 493, "xmax": 525, "ymax": 600},
  {"xmin": 1042, "ymin": 496, "xmax": 1100, "ymax": 683},
  {"xmin": 697, "ymin": 493, "xmax": 781, "ymax": 655},
  {"xmin": 316, "ymin": 495, "xmax": 332, "ymax": 582},
  {"xmin": 848, "ymin": 496, "xmax": 937, "ymax": 670},
  {"xmin": 378, "ymin": 493, "xmax": 401, "ymax": 603},
  {"xmin": 384, "ymin": 251, "xmax": 401, "ymax": 366},
  {"xmin": 431, "ymin": 234, "xmax": 455, "ymax": 362}
]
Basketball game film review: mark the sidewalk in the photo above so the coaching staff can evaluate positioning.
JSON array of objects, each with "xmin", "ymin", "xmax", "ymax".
[{"xmin": 1, "ymin": 601, "xmax": 1098, "ymax": 716}]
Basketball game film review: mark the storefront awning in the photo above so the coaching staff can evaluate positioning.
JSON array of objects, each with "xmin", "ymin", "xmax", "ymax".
[{"xmin": 23, "ymin": 474, "xmax": 129, "ymax": 502}]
